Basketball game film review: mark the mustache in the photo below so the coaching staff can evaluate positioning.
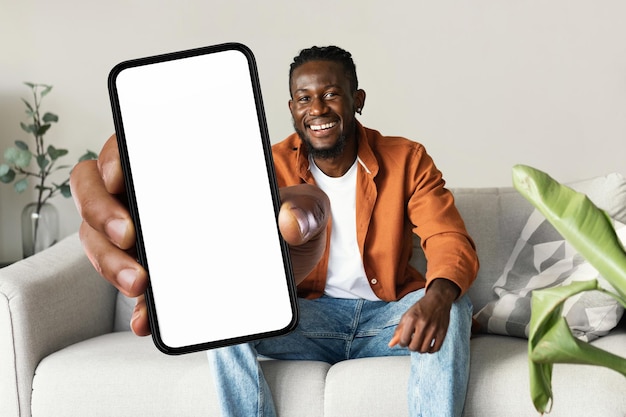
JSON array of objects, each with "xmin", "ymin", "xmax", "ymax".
[{"xmin": 291, "ymin": 118, "xmax": 357, "ymax": 160}]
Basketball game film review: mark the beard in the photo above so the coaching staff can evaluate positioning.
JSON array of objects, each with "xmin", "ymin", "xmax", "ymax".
[{"xmin": 293, "ymin": 120, "xmax": 353, "ymax": 160}]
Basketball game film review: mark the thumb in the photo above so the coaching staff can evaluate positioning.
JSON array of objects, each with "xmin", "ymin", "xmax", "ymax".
[{"xmin": 278, "ymin": 184, "xmax": 330, "ymax": 284}]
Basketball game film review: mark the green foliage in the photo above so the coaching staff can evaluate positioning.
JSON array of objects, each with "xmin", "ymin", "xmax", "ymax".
[
  {"xmin": 1, "ymin": 82, "xmax": 98, "ymax": 210},
  {"xmin": 512, "ymin": 164, "xmax": 626, "ymax": 414}
]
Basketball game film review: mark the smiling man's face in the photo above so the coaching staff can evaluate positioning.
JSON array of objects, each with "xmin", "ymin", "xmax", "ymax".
[{"xmin": 289, "ymin": 60, "xmax": 363, "ymax": 160}]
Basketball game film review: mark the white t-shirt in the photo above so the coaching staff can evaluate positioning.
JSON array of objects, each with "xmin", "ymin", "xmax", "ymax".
[{"xmin": 309, "ymin": 158, "xmax": 380, "ymax": 301}]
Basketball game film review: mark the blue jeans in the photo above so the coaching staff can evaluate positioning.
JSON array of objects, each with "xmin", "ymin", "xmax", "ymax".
[{"xmin": 207, "ymin": 290, "xmax": 473, "ymax": 417}]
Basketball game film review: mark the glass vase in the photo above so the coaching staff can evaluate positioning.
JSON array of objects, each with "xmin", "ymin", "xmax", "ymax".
[{"xmin": 21, "ymin": 202, "xmax": 59, "ymax": 258}]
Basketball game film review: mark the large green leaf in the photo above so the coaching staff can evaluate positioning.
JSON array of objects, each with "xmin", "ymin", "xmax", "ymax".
[
  {"xmin": 512, "ymin": 165, "xmax": 626, "ymax": 413},
  {"xmin": 528, "ymin": 280, "xmax": 626, "ymax": 412},
  {"xmin": 527, "ymin": 280, "xmax": 591, "ymax": 413}
]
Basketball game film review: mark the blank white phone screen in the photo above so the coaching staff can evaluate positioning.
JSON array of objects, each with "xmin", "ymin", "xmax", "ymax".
[{"xmin": 112, "ymin": 46, "xmax": 295, "ymax": 352}]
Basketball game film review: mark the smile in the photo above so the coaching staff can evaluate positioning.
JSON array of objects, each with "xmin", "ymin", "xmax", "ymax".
[{"xmin": 309, "ymin": 122, "xmax": 338, "ymax": 131}]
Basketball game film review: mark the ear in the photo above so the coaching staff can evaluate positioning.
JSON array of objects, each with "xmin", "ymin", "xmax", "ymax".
[
  {"xmin": 354, "ymin": 89, "xmax": 366, "ymax": 114},
  {"xmin": 288, "ymin": 98, "xmax": 294, "ymax": 115}
]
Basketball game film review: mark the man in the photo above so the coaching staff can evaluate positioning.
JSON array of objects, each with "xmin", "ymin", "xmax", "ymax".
[{"xmin": 71, "ymin": 45, "xmax": 478, "ymax": 417}]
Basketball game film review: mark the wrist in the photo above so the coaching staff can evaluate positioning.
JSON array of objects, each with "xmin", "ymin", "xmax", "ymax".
[{"xmin": 427, "ymin": 278, "xmax": 460, "ymax": 303}]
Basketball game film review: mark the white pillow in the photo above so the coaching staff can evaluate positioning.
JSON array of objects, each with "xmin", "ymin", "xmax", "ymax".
[{"xmin": 474, "ymin": 173, "xmax": 626, "ymax": 341}]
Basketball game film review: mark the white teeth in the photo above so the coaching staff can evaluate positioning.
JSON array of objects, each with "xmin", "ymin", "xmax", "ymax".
[{"xmin": 310, "ymin": 122, "xmax": 337, "ymax": 131}]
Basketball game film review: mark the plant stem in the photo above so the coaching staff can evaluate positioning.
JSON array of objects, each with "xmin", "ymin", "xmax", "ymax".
[{"xmin": 32, "ymin": 85, "xmax": 45, "ymax": 253}]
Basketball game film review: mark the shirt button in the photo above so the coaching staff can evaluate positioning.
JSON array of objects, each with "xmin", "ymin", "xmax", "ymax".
[{"xmin": 370, "ymin": 278, "xmax": 378, "ymax": 285}]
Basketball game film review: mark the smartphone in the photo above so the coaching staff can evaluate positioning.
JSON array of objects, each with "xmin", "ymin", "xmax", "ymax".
[{"xmin": 108, "ymin": 43, "xmax": 298, "ymax": 354}]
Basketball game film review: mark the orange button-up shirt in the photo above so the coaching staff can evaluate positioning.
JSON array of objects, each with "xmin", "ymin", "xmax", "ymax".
[{"xmin": 272, "ymin": 122, "xmax": 479, "ymax": 301}]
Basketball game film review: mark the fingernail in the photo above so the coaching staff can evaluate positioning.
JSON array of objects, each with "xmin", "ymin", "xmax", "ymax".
[
  {"xmin": 290, "ymin": 207, "xmax": 312, "ymax": 240},
  {"xmin": 106, "ymin": 218, "xmax": 128, "ymax": 244},
  {"xmin": 117, "ymin": 268, "xmax": 138, "ymax": 292},
  {"xmin": 130, "ymin": 307, "xmax": 141, "ymax": 326},
  {"xmin": 101, "ymin": 159, "xmax": 115, "ymax": 186}
]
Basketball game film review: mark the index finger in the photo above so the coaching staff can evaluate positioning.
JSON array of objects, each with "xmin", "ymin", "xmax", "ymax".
[{"xmin": 97, "ymin": 134, "xmax": 126, "ymax": 195}]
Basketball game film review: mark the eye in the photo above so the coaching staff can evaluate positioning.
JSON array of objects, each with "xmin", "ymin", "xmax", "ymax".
[
  {"xmin": 324, "ymin": 92, "xmax": 338, "ymax": 99},
  {"xmin": 297, "ymin": 95, "xmax": 310, "ymax": 103}
]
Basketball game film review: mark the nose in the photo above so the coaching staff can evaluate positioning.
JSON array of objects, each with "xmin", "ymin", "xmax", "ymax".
[{"xmin": 308, "ymin": 96, "xmax": 328, "ymax": 116}]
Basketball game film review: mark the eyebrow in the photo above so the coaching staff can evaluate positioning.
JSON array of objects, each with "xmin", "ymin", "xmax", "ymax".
[{"xmin": 293, "ymin": 84, "xmax": 344, "ymax": 95}]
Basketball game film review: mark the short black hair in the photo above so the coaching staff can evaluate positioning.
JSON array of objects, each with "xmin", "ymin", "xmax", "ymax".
[{"xmin": 289, "ymin": 46, "xmax": 358, "ymax": 96}]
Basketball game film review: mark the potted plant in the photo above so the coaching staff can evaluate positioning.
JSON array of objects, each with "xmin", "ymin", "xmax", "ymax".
[
  {"xmin": 0, "ymin": 82, "xmax": 97, "ymax": 257},
  {"xmin": 512, "ymin": 164, "xmax": 626, "ymax": 414}
]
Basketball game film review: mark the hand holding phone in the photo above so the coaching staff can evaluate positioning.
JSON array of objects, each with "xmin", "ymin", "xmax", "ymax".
[{"xmin": 108, "ymin": 43, "xmax": 298, "ymax": 354}]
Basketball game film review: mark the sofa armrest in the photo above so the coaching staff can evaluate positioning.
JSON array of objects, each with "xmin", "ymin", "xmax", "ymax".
[{"xmin": 0, "ymin": 233, "xmax": 117, "ymax": 417}]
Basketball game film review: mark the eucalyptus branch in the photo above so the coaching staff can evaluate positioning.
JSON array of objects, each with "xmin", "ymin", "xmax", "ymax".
[
  {"xmin": 13, "ymin": 167, "xmax": 40, "ymax": 177},
  {"xmin": 0, "ymin": 82, "xmax": 98, "ymax": 214}
]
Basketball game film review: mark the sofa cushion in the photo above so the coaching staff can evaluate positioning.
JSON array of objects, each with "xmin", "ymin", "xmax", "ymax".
[
  {"xmin": 31, "ymin": 332, "xmax": 330, "ymax": 417},
  {"xmin": 29, "ymin": 329, "xmax": 626, "ymax": 417},
  {"xmin": 465, "ymin": 329, "xmax": 626, "ymax": 417},
  {"xmin": 474, "ymin": 173, "xmax": 626, "ymax": 340}
]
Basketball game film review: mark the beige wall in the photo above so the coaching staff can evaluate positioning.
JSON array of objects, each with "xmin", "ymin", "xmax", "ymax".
[{"xmin": 1, "ymin": 0, "xmax": 625, "ymax": 261}]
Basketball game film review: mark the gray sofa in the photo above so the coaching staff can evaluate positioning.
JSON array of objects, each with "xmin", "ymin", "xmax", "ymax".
[{"xmin": 2, "ymin": 180, "xmax": 625, "ymax": 417}]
